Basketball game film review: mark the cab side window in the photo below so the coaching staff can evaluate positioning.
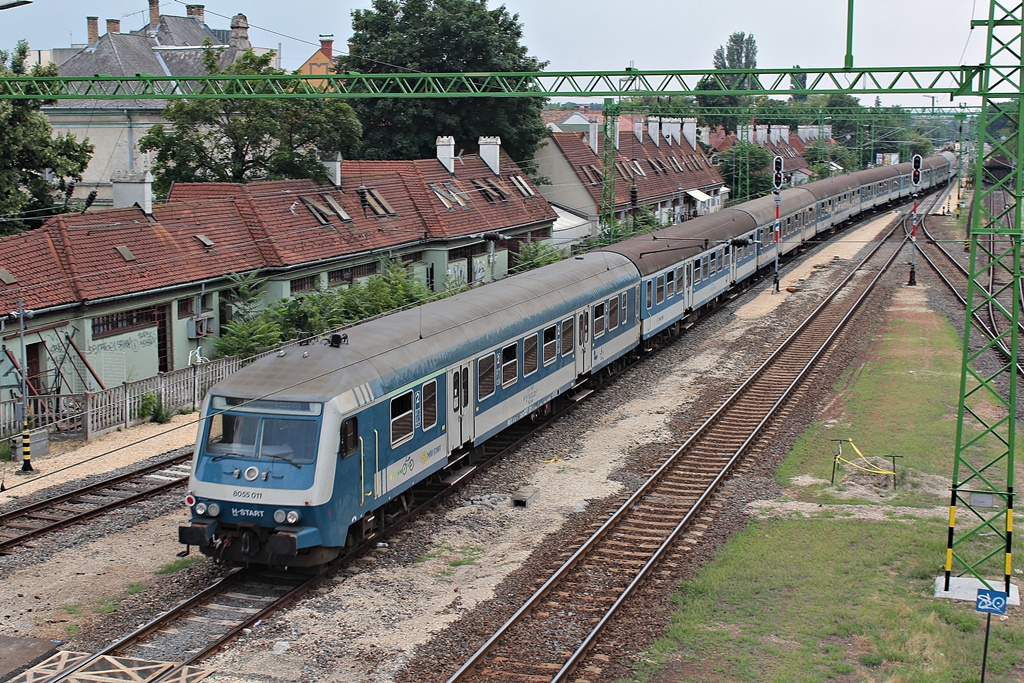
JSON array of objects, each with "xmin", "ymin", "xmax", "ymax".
[{"xmin": 340, "ymin": 417, "xmax": 358, "ymax": 458}]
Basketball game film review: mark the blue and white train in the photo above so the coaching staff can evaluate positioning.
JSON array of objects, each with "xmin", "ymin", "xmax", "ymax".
[{"xmin": 179, "ymin": 152, "xmax": 956, "ymax": 566}]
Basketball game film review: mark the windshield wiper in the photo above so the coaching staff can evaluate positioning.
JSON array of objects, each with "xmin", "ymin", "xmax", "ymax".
[
  {"xmin": 210, "ymin": 452, "xmax": 247, "ymax": 461},
  {"xmin": 268, "ymin": 453, "xmax": 302, "ymax": 469}
]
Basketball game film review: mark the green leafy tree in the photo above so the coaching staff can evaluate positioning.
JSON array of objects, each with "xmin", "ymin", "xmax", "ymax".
[
  {"xmin": 336, "ymin": 0, "xmax": 549, "ymax": 168},
  {"xmin": 713, "ymin": 31, "xmax": 757, "ymax": 89},
  {"xmin": 139, "ymin": 48, "xmax": 361, "ymax": 198},
  {"xmin": 718, "ymin": 141, "xmax": 773, "ymax": 199},
  {"xmin": 694, "ymin": 77, "xmax": 741, "ymax": 133},
  {"xmin": 0, "ymin": 40, "xmax": 92, "ymax": 234},
  {"xmin": 789, "ymin": 66, "xmax": 808, "ymax": 103},
  {"xmin": 512, "ymin": 241, "xmax": 562, "ymax": 273}
]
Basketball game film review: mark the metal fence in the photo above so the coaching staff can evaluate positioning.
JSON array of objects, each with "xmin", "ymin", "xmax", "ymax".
[{"xmin": 1, "ymin": 355, "xmax": 242, "ymax": 444}]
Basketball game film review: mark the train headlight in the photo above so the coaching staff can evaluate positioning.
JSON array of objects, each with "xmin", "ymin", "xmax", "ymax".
[
  {"xmin": 195, "ymin": 502, "xmax": 208, "ymax": 515},
  {"xmin": 274, "ymin": 509, "xmax": 287, "ymax": 524},
  {"xmin": 285, "ymin": 510, "xmax": 301, "ymax": 525},
  {"xmin": 207, "ymin": 503, "xmax": 220, "ymax": 517}
]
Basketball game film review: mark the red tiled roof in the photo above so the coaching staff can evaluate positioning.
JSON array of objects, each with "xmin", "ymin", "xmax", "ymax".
[
  {"xmin": 548, "ymin": 130, "xmax": 724, "ymax": 210},
  {"xmin": 0, "ymin": 154, "xmax": 555, "ymax": 312}
]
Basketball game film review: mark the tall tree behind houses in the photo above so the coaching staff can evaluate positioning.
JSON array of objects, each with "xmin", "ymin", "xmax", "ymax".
[{"xmin": 336, "ymin": 0, "xmax": 549, "ymax": 170}]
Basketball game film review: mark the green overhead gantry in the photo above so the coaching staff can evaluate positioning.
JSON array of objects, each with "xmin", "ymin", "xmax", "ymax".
[{"xmin": 0, "ymin": 1, "xmax": 1017, "ymax": 596}]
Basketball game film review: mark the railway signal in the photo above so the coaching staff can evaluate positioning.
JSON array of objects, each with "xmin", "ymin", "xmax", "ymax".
[
  {"xmin": 772, "ymin": 155, "xmax": 784, "ymax": 192},
  {"xmin": 912, "ymin": 154, "xmax": 922, "ymax": 186}
]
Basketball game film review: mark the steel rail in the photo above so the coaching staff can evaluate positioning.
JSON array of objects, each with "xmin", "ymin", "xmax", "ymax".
[{"xmin": 0, "ymin": 452, "xmax": 192, "ymax": 553}]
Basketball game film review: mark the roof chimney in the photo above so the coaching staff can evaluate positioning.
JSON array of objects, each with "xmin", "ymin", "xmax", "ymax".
[
  {"xmin": 111, "ymin": 170, "xmax": 153, "ymax": 215},
  {"xmin": 647, "ymin": 117, "xmax": 660, "ymax": 147},
  {"xmin": 148, "ymin": 0, "xmax": 160, "ymax": 29},
  {"xmin": 230, "ymin": 14, "xmax": 251, "ymax": 51},
  {"xmin": 479, "ymin": 137, "xmax": 501, "ymax": 175},
  {"xmin": 321, "ymin": 151, "xmax": 342, "ymax": 187},
  {"xmin": 437, "ymin": 136, "xmax": 455, "ymax": 174},
  {"xmin": 87, "ymin": 17, "xmax": 99, "ymax": 44},
  {"xmin": 588, "ymin": 118, "xmax": 599, "ymax": 156},
  {"xmin": 106, "ymin": 19, "xmax": 121, "ymax": 35},
  {"xmin": 319, "ymin": 34, "xmax": 334, "ymax": 59},
  {"xmin": 186, "ymin": 5, "xmax": 205, "ymax": 24},
  {"xmin": 634, "ymin": 119, "xmax": 643, "ymax": 143},
  {"xmin": 682, "ymin": 118, "xmax": 697, "ymax": 150}
]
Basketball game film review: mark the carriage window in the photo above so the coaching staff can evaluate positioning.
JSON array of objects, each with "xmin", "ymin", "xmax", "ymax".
[
  {"xmin": 702, "ymin": 256, "xmax": 709, "ymax": 281},
  {"xmin": 390, "ymin": 391, "xmax": 414, "ymax": 447},
  {"xmin": 667, "ymin": 270, "xmax": 675, "ymax": 298},
  {"xmin": 621, "ymin": 292, "xmax": 628, "ymax": 325},
  {"xmin": 694, "ymin": 259, "xmax": 702, "ymax": 284},
  {"xmin": 422, "ymin": 380, "xmax": 437, "ymax": 431},
  {"xmin": 478, "ymin": 354, "xmax": 495, "ymax": 400},
  {"xmin": 452, "ymin": 369, "xmax": 461, "ymax": 411},
  {"xmin": 594, "ymin": 302, "xmax": 606, "ymax": 337},
  {"xmin": 677, "ymin": 267, "xmax": 685, "ymax": 290},
  {"xmin": 543, "ymin": 325, "xmax": 557, "ymax": 365},
  {"xmin": 502, "ymin": 343, "xmax": 518, "ymax": 387},
  {"xmin": 524, "ymin": 334, "xmax": 539, "ymax": 376},
  {"xmin": 718, "ymin": 248, "xmax": 725, "ymax": 272},
  {"xmin": 561, "ymin": 317, "xmax": 574, "ymax": 356},
  {"xmin": 646, "ymin": 280, "xmax": 654, "ymax": 308},
  {"xmin": 340, "ymin": 417, "xmax": 358, "ymax": 459},
  {"xmin": 608, "ymin": 296, "xmax": 619, "ymax": 330},
  {"xmin": 709, "ymin": 253, "xmax": 716, "ymax": 276}
]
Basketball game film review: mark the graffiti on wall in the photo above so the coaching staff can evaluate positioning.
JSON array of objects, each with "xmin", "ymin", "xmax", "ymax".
[{"xmin": 87, "ymin": 329, "xmax": 157, "ymax": 355}]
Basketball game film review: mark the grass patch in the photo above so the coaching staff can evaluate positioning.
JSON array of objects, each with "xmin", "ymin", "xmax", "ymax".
[
  {"xmin": 155, "ymin": 555, "xmax": 203, "ymax": 575},
  {"xmin": 415, "ymin": 543, "xmax": 453, "ymax": 564},
  {"xmin": 126, "ymin": 582, "xmax": 145, "ymax": 595},
  {"xmin": 448, "ymin": 545, "xmax": 485, "ymax": 568},
  {"xmin": 0, "ymin": 439, "xmax": 11, "ymax": 462},
  {"xmin": 93, "ymin": 595, "xmax": 122, "ymax": 613},
  {"xmin": 63, "ymin": 623, "xmax": 80, "ymax": 639},
  {"xmin": 61, "ymin": 604, "xmax": 82, "ymax": 616},
  {"xmin": 629, "ymin": 286, "xmax": 1024, "ymax": 681}
]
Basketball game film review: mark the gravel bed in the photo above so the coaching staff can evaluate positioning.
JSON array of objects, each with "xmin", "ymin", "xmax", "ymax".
[{"xmin": 0, "ymin": 210, "xmax": 922, "ymax": 683}]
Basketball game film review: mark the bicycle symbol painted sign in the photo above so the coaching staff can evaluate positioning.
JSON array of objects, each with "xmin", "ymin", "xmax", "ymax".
[{"xmin": 976, "ymin": 589, "xmax": 1007, "ymax": 615}]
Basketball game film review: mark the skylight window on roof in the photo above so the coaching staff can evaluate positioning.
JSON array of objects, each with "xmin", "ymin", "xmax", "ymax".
[
  {"xmin": 615, "ymin": 162, "xmax": 633, "ymax": 181},
  {"xmin": 429, "ymin": 183, "xmax": 455, "ymax": 211},
  {"xmin": 195, "ymin": 234, "xmax": 214, "ymax": 248},
  {"xmin": 301, "ymin": 196, "xmax": 333, "ymax": 224},
  {"xmin": 655, "ymin": 158, "xmax": 671, "ymax": 173},
  {"xmin": 115, "ymin": 245, "xmax": 136, "ymax": 262},
  {"xmin": 322, "ymin": 194, "xmax": 353, "ymax": 221},
  {"xmin": 486, "ymin": 178, "xmax": 512, "ymax": 200},
  {"xmin": 668, "ymin": 156, "xmax": 683, "ymax": 172},
  {"xmin": 646, "ymin": 158, "xmax": 660, "ymax": 174},
  {"xmin": 509, "ymin": 175, "xmax": 535, "ymax": 197},
  {"xmin": 444, "ymin": 182, "xmax": 471, "ymax": 206},
  {"xmin": 0, "ymin": 269, "xmax": 16, "ymax": 285},
  {"xmin": 580, "ymin": 165, "xmax": 598, "ymax": 184},
  {"xmin": 367, "ymin": 188, "xmax": 397, "ymax": 215},
  {"xmin": 630, "ymin": 160, "xmax": 647, "ymax": 177},
  {"xmin": 472, "ymin": 179, "xmax": 496, "ymax": 203}
]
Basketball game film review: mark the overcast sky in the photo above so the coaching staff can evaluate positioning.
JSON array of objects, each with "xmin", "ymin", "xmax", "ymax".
[{"xmin": 0, "ymin": 0, "xmax": 988, "ymax": 107}]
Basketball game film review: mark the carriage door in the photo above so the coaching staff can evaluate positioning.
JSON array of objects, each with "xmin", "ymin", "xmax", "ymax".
[
  {"xmin": 575, "ymin": 307, "xmax": 592, "ymax": 376},
  {"xmin": 447, "ymin": 362, "xmax": 474, "ymax": 452}
]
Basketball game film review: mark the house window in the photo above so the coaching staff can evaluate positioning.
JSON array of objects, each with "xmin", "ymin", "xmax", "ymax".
[
  {"xmin": 328, "ymin": 262, "xmax": 378, "ymax": 286},
  {"xmin": 92, "ymin": 307, "xmax": 158, "ymax": 339},
  {"xmin": 291, "ymin": 275, "xmax": 318, "ymax": 294},
  {"xmin": 178, "ymin": 297, "xmax": 195, "ymax": 319}
]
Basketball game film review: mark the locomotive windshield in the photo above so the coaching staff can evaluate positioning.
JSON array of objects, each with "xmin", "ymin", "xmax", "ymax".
[{"xmin": 204, "ymin": 396, "xmax": 322, "ymax": 464}]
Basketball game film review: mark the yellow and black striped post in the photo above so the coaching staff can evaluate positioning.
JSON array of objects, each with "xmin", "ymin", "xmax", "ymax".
[{"xmin": 20, "ymin": 420, "xmax": 32, "ymax": 472}]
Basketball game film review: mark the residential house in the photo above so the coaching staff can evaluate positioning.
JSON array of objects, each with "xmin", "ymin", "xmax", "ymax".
[
  {"xmin": 0, "ymin": 137, "xmax": 555, "ymax": 405},
  {"xmin": 43, "ymin": 2, "xmax": 275, "ymax": 206},
  {"xmin": 534, "ymin": 116, "xmax": 726, "ymax": 233}
]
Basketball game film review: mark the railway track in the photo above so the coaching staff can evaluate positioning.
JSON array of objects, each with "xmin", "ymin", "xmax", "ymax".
[
  {"xmin": 0, "ymin": 452, "xmax": 192, "ymax": 555},
  {"xmin": 446, "ymin": 208, "xmax": 921, "ymax": 683},
  {"xmin": 916, "ymin": 188, "xmax": 1024, "ymax": 375},
  {"xmin": 11, "ymin": 192, "xmax": 945, "ymax": 683}
]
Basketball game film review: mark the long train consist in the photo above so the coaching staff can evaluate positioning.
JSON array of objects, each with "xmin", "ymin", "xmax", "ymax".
[{"xmin": 179, "ymin": 152, "xmax": 956, "ymax": 566}]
